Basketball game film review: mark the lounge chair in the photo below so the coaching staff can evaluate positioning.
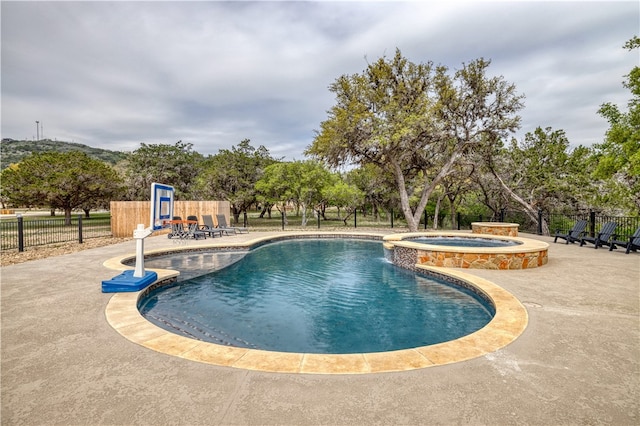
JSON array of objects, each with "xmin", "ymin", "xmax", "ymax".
[
  {"xmin": 609, "ymin": 226, "xmax": 640, "ymax": 254},
  {"xmin": 554, "ymin": 219, "xmax": 587, "ymax": 244},
  {"xmin": 185, "ymin": 215, "xmax": 207, "ymax": 239},
  {"xmin": 580, "ymin": 221, "xmax": 617, "ymax": 249},
  {"xmin": 216, "ymin": 214, "xmax": 248, "ymax": 234},
  {"xmin": 200, "ymin": 214, "xmax": 224, "ymax": 238},
  {"xmin": 167, "ymin": 216, "xmax": 187, "ymax": 239}
]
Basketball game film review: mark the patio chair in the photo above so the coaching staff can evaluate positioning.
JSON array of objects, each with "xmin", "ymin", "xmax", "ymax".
[
  {"xmin": 201, "ymin": 214, "xmax": 224, "ymax": 238},
  {"xmin": 185, "ymin": 215, "xmax": 207, "ymax": 239},
  {"xmin": 580, "ymin": 221, "xmax": 617, "ymax": 249},
  {"xmin": 609, "ymin": 226, "xmax": 640, "ymax": 254},
  {"xmin": 553, "ymin": 219, "xmax": 587, "ymax": 244},
  {"xmin": 216, "ymin": 214, "xmax": 248, "ymax": 234},
  {"xmin": 167, "ymin": 216, "xmax": 187, "ymax": 239}
]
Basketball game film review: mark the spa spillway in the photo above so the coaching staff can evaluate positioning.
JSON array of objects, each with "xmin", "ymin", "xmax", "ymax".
[{"xmin": 384, "ymin": 232, "xmax": 549, "ymax": 270}]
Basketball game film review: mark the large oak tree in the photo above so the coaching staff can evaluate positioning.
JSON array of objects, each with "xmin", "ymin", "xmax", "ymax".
[
  {"xmin": 123, "ymin": 140, "xmax": 203, "ymax": 200},
  {"xmin": 1, "ymin": 151, "xmax": 123, "ymax": 224},
  {"xmin": 307, "ymin": 49, "xmax": 524, "ymax": 231},
  {"xmin": 195, "ymin": 139, "xmax": 277, "ymax": 223}
]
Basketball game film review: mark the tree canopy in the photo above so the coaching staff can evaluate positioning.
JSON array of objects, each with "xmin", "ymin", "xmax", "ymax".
[
  {"xmin": 307, "ymin": 49, "xmax": 524, "ymax": 231},
  {"xmin": 195, "ymin": 139, "xmax": 277, "ymax": 222},
  {"xmin": 255, "ymin": 160, "xmax": 334, "ymax": 226},
  {"xmin": 0, "ymin": 151, "xmax": 123, "ymax": 224},
  {"xmin": 3, "ymin": 41, "xmax": 637, "ymax": 229},
  {"xmin": 123, "ymin": 140, "xmax": 204, "ymax": 200},
  {"xmin": 593, "ymin": 36, "xmax": 640, "ymax": 213}
]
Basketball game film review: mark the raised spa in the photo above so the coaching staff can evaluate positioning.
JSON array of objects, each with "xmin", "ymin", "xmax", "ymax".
[{"xmin": 384, "ymin": 232, "xmax": 549, "ymax": 270}]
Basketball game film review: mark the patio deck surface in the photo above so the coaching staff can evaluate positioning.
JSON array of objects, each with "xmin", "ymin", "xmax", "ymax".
[{"xmin": 1, "ymin": 230, "xmax": 638, "ymax": 425}]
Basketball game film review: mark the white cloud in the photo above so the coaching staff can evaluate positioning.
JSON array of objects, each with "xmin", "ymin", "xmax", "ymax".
[{"xmin": 1, "ymin": 1, "xmax": 638, "ymax": 158}]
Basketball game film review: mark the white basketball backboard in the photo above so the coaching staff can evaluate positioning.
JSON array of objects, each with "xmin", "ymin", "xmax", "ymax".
[{"xmin": 150, "ymin": 183, "xmax": 174, "ymax": 231}]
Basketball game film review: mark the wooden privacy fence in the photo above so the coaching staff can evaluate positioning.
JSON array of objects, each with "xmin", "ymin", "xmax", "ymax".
[{"xmin": 110, "ymin": 200, "xmax": 230, "ymax": 237}]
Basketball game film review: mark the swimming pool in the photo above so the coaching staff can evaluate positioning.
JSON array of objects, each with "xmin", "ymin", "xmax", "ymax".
[
  {"xmin": 139, "ymin": 239, "xmax": 494, "ymax": 354},
  {"xmin": 104, "ymin": 232, "xmax": 529, "ymax": 373}
]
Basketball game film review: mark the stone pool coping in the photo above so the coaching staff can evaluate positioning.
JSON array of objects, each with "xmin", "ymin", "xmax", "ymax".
[{"xmin": 103, "ymin": 232, "xmax": 528, "ymax": 374}]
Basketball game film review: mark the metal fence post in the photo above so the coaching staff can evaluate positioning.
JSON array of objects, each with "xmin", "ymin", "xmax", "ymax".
[
  {"xmin": 500, "ymin": 208, "xmax": 505, "ymax": 222},
  {"xmin": 390, "ymin": 209, "xmax": 394, "ymax": 228},
  {"xmin": 424, "ymin": 210, "xmax": 428, "ymax": 230},
  {"xmin": 317, "ymin": 211, "xmax": 320, "ymax": 229},
  {"xmin": 281, "ymin": 211, "xmax": 285, "ymax": 231},
  {"xmin": 589, "ymin": 210, "xmax": 596, "ymax": 237},
  {"xmin": 457, "ymin": 212, "xmax": 461, "ymax": 230},
  {"xmin": 78, "ymin": 214, "xmax": 83, "ymax": 243},
  {"xmin": 537, "ymin": 209, "xmax": 543, "ymax": 235},
  {"xmin": 354, "ymin": 209, "xmax": 357, "ymax": 228},
  {"xmin": 17, "ymin": 214, "xmax": 24, "ymax": 252}
]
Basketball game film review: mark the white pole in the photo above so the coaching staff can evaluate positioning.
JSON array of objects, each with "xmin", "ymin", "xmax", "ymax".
[{"xmin": 133, "ymin": 224, "xmax": 153, "ymax": 278}]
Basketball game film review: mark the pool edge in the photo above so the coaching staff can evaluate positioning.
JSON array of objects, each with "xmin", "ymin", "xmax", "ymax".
[{"xmin": 104, "ymin": 232, "xmax": 529, "ymax": 374}]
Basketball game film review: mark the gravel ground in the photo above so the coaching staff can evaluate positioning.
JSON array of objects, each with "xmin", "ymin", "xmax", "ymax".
[{"xmin": 0, "ymin": 236, "xmax": 131, "ymax": 266}]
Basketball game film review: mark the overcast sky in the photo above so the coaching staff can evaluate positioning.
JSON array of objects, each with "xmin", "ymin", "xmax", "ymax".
[{"xmin": 1, "ymin": 1, "xmax": 638, "ymax": 160}]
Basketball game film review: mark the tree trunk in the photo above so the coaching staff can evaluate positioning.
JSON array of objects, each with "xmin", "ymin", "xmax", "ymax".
[
  {"xmin": 391, "ymin": 151, "xmax": 462, "ymax": 232},
  {"xmin": 232, "ymin": 205, "xmax": 241, "ymax": 224},
  {"xmin": 259, "ymin": 204, "xmax": 272, "ymax": 219},
  {"xmin": 433, "ymin": 195, "xmax": 443, "ymax": 230},
  {"xmin": 64, "ymin": 208, "xmax": 72, "ymax": 226},
  {"xmin": 447, "ymin": 194, "xmax": 458, "ymax": 232},
  {"xmin": 373, "ymin": 203, "xmax": 380, "ymax": 221},
  {"xmin": 492, "ymin": 171, "xmax": 550, "ymax": 235},
  {"xmin": 390, "ymin": 160, "xmax": 420, "ymax": 231}
]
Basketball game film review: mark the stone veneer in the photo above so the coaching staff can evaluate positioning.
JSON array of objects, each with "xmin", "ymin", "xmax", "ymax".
[
  {"xmin": 384, "ymin": 232, "xmax": 549, "ymax": 270},
  {"xmin": 416, "ymin": 248, "xmax": 547, "ymax": 269},
  {"xmin": 471, "ymin": 222, "xmax": 519, "ymax": 237}
]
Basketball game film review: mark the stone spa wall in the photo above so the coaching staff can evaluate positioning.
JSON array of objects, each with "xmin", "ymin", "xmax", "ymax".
[
  {"xmin": 471, "ymin": 222, "xmax": 519, "ymax": 237},
  {"xmin": 383, "ymin": 232, "xmax": 549, "ymax": 270}
]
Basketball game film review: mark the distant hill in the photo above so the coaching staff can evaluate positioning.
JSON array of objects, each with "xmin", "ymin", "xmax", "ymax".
[{"xmin": 1, "ymin": 139, "xmax": 128, "ymax": 169}]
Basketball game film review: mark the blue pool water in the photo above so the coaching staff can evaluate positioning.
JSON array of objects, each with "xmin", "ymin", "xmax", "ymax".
[
  {"xmin": 409, "ymin": 236, "xmax": 521, "ymax": 247},
  {"xmin": 139, "ymin": 239, "xmax": 494, "ymax": 354}
]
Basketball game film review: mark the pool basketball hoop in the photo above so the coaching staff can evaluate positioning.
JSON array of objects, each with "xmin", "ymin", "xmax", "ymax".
[{"xmin": 102, "ymin": 183, "xmax": 174, "ymax": 292}]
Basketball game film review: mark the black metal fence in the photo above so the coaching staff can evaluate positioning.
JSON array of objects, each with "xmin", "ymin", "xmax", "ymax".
[
  {"xmin": 1, "ymin": 215, "xmax": 112, "ymax": 252},
  {"xmin": 255, "ymin": 208, "xmax": 639, "ymax": 240},
  {"xmin": 456, "ymin": 210, "xmax": 639, "ymax": 240},
  {"xmin": 2, "ymin": 209, "xmax": 637, "ymax": 252},
  {"xmin": 456, "ymin": 210, "xmax": 542, "ymax": 234},
  {"xmin": 544, "ymin": 211, "xmax": 640, "ymax": 241}
]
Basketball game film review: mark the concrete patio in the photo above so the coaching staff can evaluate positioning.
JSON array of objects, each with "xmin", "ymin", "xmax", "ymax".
[{"xmin": 1, "ymin": 231, "xmax": 638, "ymax": 425}]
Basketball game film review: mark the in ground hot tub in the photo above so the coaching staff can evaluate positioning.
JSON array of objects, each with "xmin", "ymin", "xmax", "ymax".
[{"xmin": 384, "ymin": 232, "xmax": 548, "ymax": 270}]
